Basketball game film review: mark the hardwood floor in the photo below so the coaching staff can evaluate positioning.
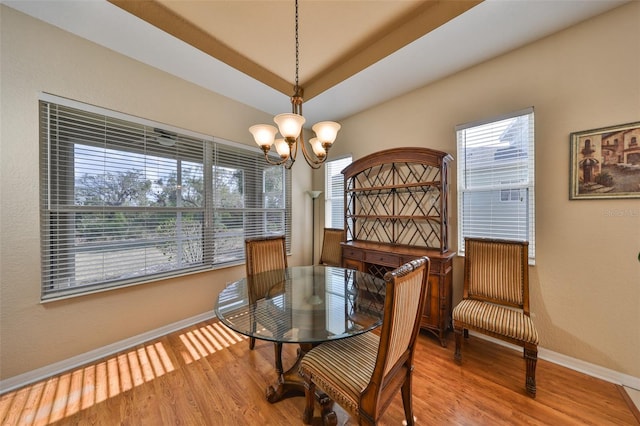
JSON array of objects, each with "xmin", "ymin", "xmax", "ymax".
[{"xmin": 1, "ymin": 318, "xmax": 638, "ymax": 425}]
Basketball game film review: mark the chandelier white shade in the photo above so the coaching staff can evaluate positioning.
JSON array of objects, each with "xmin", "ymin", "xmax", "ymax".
[
  {"xmin": 310, "ymin": 138, "xmax": 324, "ymax": 157},
  {"xmin": 248, "ymin": 124, "xmax": 278, "ymax": 148},
  {"xmin": 274, "ymin": 113, "xmax": 306, "ymax": 139},
  {"xmin": 312, "ymin": 121, "xmax": 341, "ymax": 144},
  {"xmin": 274, "ymin": 138, "xmax": 290, "ymax": 159},
  {"xmin": 249, "ymin": 0, "xmax": 341, "ymax": 169}
]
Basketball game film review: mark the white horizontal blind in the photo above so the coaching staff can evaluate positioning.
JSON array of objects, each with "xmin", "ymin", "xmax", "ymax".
[
  {"xmin": 213, "ymin": 143, "xmax": 290, "ymax": 264},
  {"xmin": 40, "ymin": 95, "xmax": 290, "ymax": 300},
  {"xmin": 324, "ymin": 267, "xmax": 347, "ymax": 334},
  {"xmin": 325, "ymin": 156, "xmax": 351, "ymax": 229},
  {"xmin": 456, "ymin": 108, "xmax": 535, "ymax": 263}
]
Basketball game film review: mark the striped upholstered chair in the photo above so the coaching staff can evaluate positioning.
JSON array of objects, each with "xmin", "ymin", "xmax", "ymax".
[
  {"xmin": 319, "ymin": 228, "xmax": 344, "ymax": 267},
  {"xmin": 453, "ymin": 237, "xmax": 539, "ymax": 397},
  {"xmin": 244, "ymin": 235, "xmax": 288, "ymax": 353},
  {"xmin": 299, "ymin": 256, "xmax": 430, "ymax": 425}
]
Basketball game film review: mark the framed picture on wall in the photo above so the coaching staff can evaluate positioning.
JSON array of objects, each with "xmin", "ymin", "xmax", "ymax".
[{"xmin": 569, "ymin": 121, "xmax": 640, "ymax": 199}]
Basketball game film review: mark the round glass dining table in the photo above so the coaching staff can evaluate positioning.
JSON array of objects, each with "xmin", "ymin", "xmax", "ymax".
[{"xmin": 215, "ymin": 265, "xmax": 386, "ymax": 402}]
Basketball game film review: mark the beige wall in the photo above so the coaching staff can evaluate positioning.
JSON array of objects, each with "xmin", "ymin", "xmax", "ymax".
[
  {"xmin": 0, "ymin": 6, "xmax": 313, "ymax": 379},
  {"xmin": 2, "ymin": 2, "xmax": 639, "ymax": 383},
  {"xmin": 327, "ymin": 2, "xmax": 640, "ymax": 378}
]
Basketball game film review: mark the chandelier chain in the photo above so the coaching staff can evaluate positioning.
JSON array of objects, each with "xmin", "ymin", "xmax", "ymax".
[{"xmin": 295, "ymin": 0, "xmax": 299, "ymax": 91}]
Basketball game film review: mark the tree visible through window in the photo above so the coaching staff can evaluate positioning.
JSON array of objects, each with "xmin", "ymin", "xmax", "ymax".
[
  {"xmin": 40, "ymin": 95, "xmax": 290, "ymax": 300},
  {"xmin": 456, "ymin": 108, "xmax": 535, "ymax": 263}
]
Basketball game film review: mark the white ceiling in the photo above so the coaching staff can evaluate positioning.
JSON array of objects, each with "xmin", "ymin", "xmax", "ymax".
[{"xmin": 3, "ymin": 0, "xmax": 629, "ymax": 125}]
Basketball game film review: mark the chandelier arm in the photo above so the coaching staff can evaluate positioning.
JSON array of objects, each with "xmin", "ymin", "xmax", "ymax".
[
  {"xmin": 283, "ymin": 157, "xmax": 294, "ymax": 169},
  {"xmin": 298, "ymin": 134, "xmax": 326, "ymax": 168},
  {"xmin": 289, "ymin": 137, "xmax": 299, "ymax": 165},
  {"xmin": 302, "ymin": 157, "xmax": 323, "ymax": 170},
  {"xmin": 263, "ymin": 151, "xmax": 291, "ymax": 167}
]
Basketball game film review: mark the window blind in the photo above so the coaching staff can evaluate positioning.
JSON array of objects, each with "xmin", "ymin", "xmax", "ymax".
[
  {"xmin": 456, "ymin": 107, "xmax": 535, "ymax": 263},
  {"xmin": 40, "ymin": 94, "xmax": 290, "ymax": 300},
  {"xmin": 212, "ymin": 143, "xmax": 291, "ymax": 263},
  {"xmin": 325, "ymin": 156, "xmax": 351, "ymax": 229}
]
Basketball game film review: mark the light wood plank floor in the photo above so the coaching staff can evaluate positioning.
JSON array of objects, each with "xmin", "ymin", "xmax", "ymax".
[{"xmin": 1, "ymin": 318, "xmax": 638, "ymax": 425}]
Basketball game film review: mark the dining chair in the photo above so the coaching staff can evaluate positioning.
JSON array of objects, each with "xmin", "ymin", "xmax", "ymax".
[
  {"xmin": 299, "ymin": 256, "xmax": 430, "ymax": 425},
  {"xmin": 319, "ymin": 228, "xmax": 344, "ymax": 267},
  {"xmin": 452, "ymin": 237, "xmax": 539, "ymax": 397},
  {"xmin": 245, "ymin": 235, "xmax": 288, "ymax": 352}
]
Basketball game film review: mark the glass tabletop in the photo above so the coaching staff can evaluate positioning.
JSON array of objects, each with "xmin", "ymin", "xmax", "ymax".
[{"xmin": 215, "ymin": 265, "xmax": 386, "ymax": 344}]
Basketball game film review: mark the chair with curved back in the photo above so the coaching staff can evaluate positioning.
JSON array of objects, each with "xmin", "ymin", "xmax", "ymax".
[
  {"xmin": 319, "ymin": 228, "xmax": 344, "ymax": 267},
  {"xmin": 299, "ymin": 256, "xmax": 430, "ymax": 425},
  {"xmin": 452, "ymin": 237, "xmax": 539, "ymax": 397},
  {"xmin": 244, "ymin": 235, "xmax": 288, "ymax": 353}
]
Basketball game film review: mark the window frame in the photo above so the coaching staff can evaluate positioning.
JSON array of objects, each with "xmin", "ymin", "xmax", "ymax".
[
  {"xmin": 39, "ymin": 93, "xmax": 291, "ymax": 301},
  {"xmin": 456, "ymin": 107, "xmax": 535, "ymax": 263}
]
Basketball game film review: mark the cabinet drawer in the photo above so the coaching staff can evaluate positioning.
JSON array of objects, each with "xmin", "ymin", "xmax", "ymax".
[
  {"xmin": 343, "ymin": 258, "xmax": 364, "ymax": 272},
  {"xmin": 343, "ymin": 248, "xmax": 364, "ymax": 260},
  {"xmin": 364, "ymin": 251, "xmax": 401, "ymax": 266}
]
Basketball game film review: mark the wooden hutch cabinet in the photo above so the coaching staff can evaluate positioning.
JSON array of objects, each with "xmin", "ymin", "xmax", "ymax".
[{"xmin": 340, "ymin": 147, "xmax": 455, "ymax": 346}]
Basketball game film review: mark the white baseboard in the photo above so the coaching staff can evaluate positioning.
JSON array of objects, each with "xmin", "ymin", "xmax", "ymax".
[
  {"xmin": 469, "ymin": 331, "xmax": 640, "ymax": 391},
  {"xmin": 0, "ymin": 311, "xmax": 216, "ymax": 394},
  {"xmin": 2, "ymin": 317, "xmax": 638, "ymax": 394}
]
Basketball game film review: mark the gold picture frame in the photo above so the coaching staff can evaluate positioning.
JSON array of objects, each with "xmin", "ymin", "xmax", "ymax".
[{"xmin": 569, "ymin": 121, "xmax": 640, "ymax": 199}]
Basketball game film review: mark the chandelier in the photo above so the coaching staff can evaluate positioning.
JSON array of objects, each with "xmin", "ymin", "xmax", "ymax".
[{"xmin": 249, "ymin": 0, "xmax": 341, "ymax": 169}]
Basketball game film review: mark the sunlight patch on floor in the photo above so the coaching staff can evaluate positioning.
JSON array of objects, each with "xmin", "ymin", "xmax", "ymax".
[
  {"xmin": 178, "ymin": 322, "xmax": 246, "ymax": 363},
  {"xmin": 0, "ymin": 342, "xmax": 174, "ymax": 426}
]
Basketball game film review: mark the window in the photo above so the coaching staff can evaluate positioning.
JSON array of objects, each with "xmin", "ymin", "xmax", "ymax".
[
  {"xmin": 456, "ymin": 107, "xmax": 535, "ymax": 263},
  {"xmin": 40, "ymin": 94, "xmax": 290, "ymax": 300},
  {"xmin": 324, "ymin": 156, "xmax": 351, "ymax": 229}
]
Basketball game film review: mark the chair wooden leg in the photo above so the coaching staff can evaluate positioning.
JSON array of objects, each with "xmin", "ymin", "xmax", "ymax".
[
  {"xmin": 400, "ymin": 373, "xmax": 415, "ymax": 426},
  {"xmin": 524, "ymin": 344, "xmax": 537, "ymax": 398},
  {"xmin": 319, "ymin": 393, "xmax": 336, "ymax": 426},
  {"xmin": 323, "ymin": 411, "xmax": 338, "ymax": 426},
  {"xmin": 454, "ymin": 326, "xmax": 463, "ymax": 364},
  {"xmin": 302, "ymin": 377, "xmax": 315, "ymax": 424}
]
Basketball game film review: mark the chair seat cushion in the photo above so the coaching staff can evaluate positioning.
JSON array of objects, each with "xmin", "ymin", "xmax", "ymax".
[
  {"xmin": 299, "ymin": 332, "xmax": 379, "ymax": 414},
  {"xmin": 453, "ymin": 299, "xmax": 539, "ymax": 345}
]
